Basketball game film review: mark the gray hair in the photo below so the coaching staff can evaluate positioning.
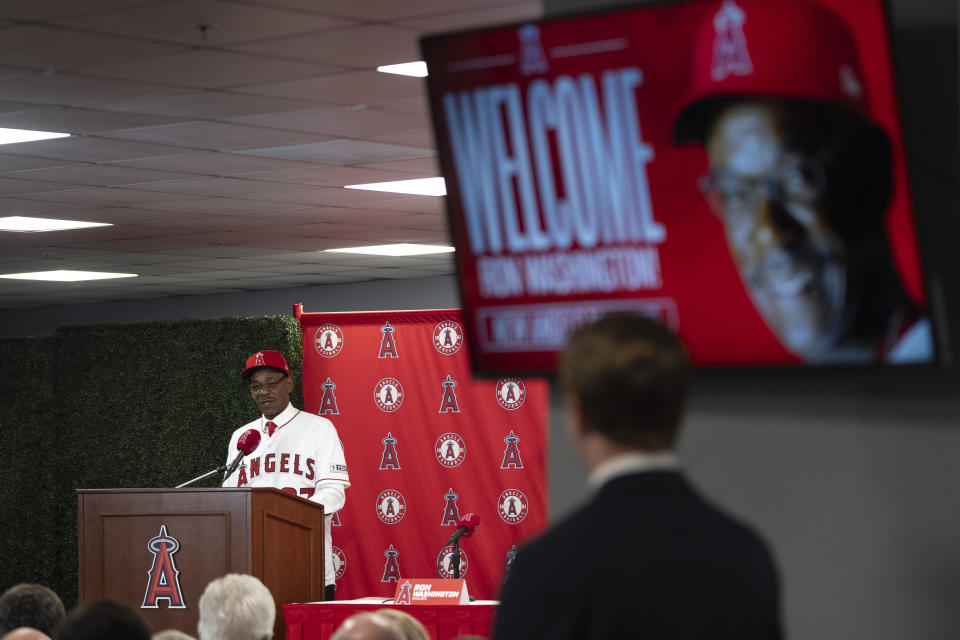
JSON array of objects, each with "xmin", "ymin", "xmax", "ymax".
[{"xmin": 197, "ymin": 574, "xmax": 275, "ymax": 640}]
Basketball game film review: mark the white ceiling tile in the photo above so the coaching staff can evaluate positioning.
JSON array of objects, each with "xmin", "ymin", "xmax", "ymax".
[
  {"xmin": 0, "ymin": 176, "xmax": 87, "ymax": 195},
  {"xmin": 0, "ymin": 155, "xmax": 85, "ymax": 173},
  {"xmin": 54, "ymin": 1, "xmax": 357, "ymax": 47},
  {"xmin": 398, "ymin": 2, "xmax": 541, "ymax": 31},
  {"xmin": 0, "ymin": 73, "xmax": 179, "ymax": 106},
  {"xmin": 129, "ymin": 176, "xmax": 307, "ymax": 197},
  {"xmin": 249, "ymin": 0, "xmax": 523, "ymax": 22},
  {"xmin": 359, "ymin": 196, "xmax": 446, "ymax": 214},
  {"xmin": 235, "ymin": 139, "xmax": 434, "ymax": 164},
  {"xmin": 239, "ymin": 165, "xmax": 433, "ymax": 187},
  {"xmin": 100, "ymin": 91, "xmax": 320, "ymax": 119},
  {"xmin": 231, "ymin": 24, "xmax": 420, "ymax": 67},
  {"xmin": 0, "ymin": 25, "xmax": 184, "ymax": 71},
  {"xmin": 237, "ymin": 70, "xmax": 425, "ymax": 106},
  {"xmin": 363, "ymin": 127, "xmax": 435, "ymax": 149},
  {"xmin": 226, "ymin": 105, "xmax": 427, "ymax": 137},
  {"xmin": 358, "ymin": 157, "xmax": 440, "ymax": 174},
  {"xmin": 12, "ymin": 164, "xmax": 193, "ymax": 187},
  {"xmin": 0, "ymin": 136, "xmax": 191, "ymax": 163},
  {"xmin": 0, "ymin": 107, "xmax": 189, "ymax": 135},
  {"xmin": 0, "ymin": 0, "xmax": 145, "ymax": 21},
  {"xmin": 15, "ymin": 187, "xmax": 190, "ymax": 206},
  {"xmin": 83, "ymin": 50, "xmax": 342, "ymax": 90},
  {"xmin": 108, "ymin": 152, "xmax": 321, "ymax": 176},
  {"xmin": 103, "ymin": 122, "xmax": 331, "ymax": 151},
  {"xmin": 128, "ymin": 196, "xmax": 308, "ymax": 215}
]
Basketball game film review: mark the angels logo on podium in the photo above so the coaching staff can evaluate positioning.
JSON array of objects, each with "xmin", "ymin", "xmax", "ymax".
[
  {"xmin": 141, "ymin": 525, "xmax": 186, "ymax": 609},
  {"xmin": 395, "ymin": 580, "xmax": 413, "ymax": 605}
]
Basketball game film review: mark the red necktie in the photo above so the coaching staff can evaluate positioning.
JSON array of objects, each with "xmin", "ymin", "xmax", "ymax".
[{"xmin": 266, "ymin": 421, "xmax": 277, "ymax": 437}]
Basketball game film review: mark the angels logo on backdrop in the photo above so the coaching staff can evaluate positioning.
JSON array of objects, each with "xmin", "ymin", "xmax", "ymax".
[
  {"xmin": 395, "ymin": 580, "xmax": 413, "ymax": 605},
  {"xmin": 382, "ymin": 544, "xmax": 402, "ymax": 583},
  {"xmin": 441, "ymin": 487, "xmax": 461, "ymax": 526},
  {"xmin": 141, "ymin": 525, "xmax": 186, "ymax": 610},
  {"xmin": 376, "ymin": 489, "xmax": 406, "ymax": 524},
  {"xmin": 375, "ymin": 378, "xmax": 404, "ymax": 412},
  {"xmin": 318, "ymin": 378, "xmax": 339, "ymax": 415},
  {"xmin": 380, "ymin": 432, "xmax": 401, "ymax": 470},
  {"xmin": 378, "ymin": 321, "xmax": 399, "ymax": 358},
  {"xmin": 435, "ymin": 433, "xmax": 466, "ymax": 468},
  {"xmin": 518, "ymin": 24, "xmax": 548, "ymax": 76},
  {"xmin": 711, "ymin": 0, "xmax": 753, "ymax": 81},
  {"xmin": 496, "ymin": 378, "xmax": 526, "ymax": 410},
  {"xmin": 332, "ymin": 511, "xmax": 341, "ymax": 527},
  {"xmin": 437, "ymin": 545, "xmax": 469, "ymax": 579},
  {"xmin": 433, "ymin": 321, "xmax": 463, "ymax": 355},
  {"xmin": 314, "ymin": 324, "xmax": 343, "ymax": 358},
  {"xmin": 439, "ymin": 375, "xmax": 460, "ymax": 413},
  {"xmin": 498, "ymin": 489, "xmax": 528, "ymax": 524},
  {"xmin": 501, "ymin": 430, "xmax": 524, "ymax": 469},
  {"xmin": 332, "ymin": 546, "xmax": 347, "ymax": 580}
]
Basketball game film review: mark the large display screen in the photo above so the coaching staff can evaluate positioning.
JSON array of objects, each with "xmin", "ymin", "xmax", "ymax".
[{"xmin": 422, "ymin": 0, "xmax": 935, "ymax": 373}]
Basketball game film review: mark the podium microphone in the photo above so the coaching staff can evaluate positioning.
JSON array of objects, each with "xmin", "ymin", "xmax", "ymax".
[
  {"xmin": 175, "ymin": 429, "xmax": 261, "ymax": 489},
  {"xmin": 222, "ymin": 429, "xmax": 262, "ymax": 483},
  {"xmin": 446, "ymin": 513, "xmax": 481, "ymax": 545}
]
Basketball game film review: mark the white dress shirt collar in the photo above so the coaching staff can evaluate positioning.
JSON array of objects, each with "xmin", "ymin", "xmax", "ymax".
[{"xmin": 587, "ymin": 450, "xmax": 680, "ymax": 490}]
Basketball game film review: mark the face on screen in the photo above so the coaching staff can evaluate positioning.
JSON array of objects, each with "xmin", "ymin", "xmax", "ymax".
[{"xmin": 703, "ymin": 103, "xmax": 847, "ymax": 359}]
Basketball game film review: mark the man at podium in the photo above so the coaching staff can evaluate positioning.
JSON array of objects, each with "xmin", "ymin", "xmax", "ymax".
[{"xmin": 224, "ymin": 350, "xmax": 351, "ymax": 601}]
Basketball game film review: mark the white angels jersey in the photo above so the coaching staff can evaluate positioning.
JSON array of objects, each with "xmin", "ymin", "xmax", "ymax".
[{"xmin": 224, "ymin": 402, "xmax": 350, "ymax": 585}]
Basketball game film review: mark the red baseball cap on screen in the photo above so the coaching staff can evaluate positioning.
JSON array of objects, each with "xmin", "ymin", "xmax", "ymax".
[
  {"xmin": 241, "ymin": 350, "xmax": 290, "ymax": 380},
  {"xmin": 674, "ymin": 0, "xmax": 869, "ymax": 142}
]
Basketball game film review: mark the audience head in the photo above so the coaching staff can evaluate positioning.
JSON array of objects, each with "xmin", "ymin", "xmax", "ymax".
[
  {"xmin": 0, "ymin": 584, "xmax": 65, "ymax": 637},
  {"xmin": 55, "ymin": 601, "xmax": 150, "ymax": 640},
  {"xmin": 374, "ymin": 609, "xmax": 428, "ymax": 640},
  {"xmin": 560, "ymin": 314, "xmax": 690, "ymax": 452},
  {"xmin": 3, "ymin": 628, "xmax": 52, "ymax": 640},
  {"xmin": 330, "ymin": 612, "xmax": 403, "ymax": 640},
  {"xmin": 197, "ymin": 574, "xmax": 275, "ymax": 640},
  {"xmin": 152, "ymin": 631, "xmax": 195, "ymax": 640}
]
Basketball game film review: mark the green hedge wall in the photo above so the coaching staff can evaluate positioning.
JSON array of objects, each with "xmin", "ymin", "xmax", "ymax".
[{"xmin": 0, "ymin": 315, "xmax": 303, "ymax": 607}]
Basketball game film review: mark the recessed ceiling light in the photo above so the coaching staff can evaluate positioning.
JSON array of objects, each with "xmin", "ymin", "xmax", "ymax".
[
  {"xmin": 325, "ymin": 244, "xmax": 455, "ymax": 257},
  {"xmin": 0, "ymin": 127, "xmax": 70, "ymax": 145},
  {"xmin": 376, "ymin": 61, "xmax": 428, "ymax": 77},
  {"xmin": 0, "ymin": 216, "xmax": 112, "ymax": 232},
  {"xmin": 344, "ymin": 177, "xmax": 446, "ymax": 196},
  {"xmin": 0, "ymin": 270, "xmax": 137, "ymax": 282}
]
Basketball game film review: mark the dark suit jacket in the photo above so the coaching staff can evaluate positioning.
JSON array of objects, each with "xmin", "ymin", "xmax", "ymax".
[{"xmin": 493, "ymin": 471, "xmax": 782, "ymax": 640}]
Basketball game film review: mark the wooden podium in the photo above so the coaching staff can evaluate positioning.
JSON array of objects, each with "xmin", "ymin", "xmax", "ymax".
[{"xmin": 77, "ymin": 488, "xmax": 326, "ymax": 639}]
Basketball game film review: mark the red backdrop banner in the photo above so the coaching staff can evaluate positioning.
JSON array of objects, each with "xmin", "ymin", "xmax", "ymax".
[{"xmin": 296, "ymin": 307, "xmax": 548, "ymax": 600}]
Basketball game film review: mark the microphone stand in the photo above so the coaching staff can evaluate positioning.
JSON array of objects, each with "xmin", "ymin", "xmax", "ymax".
[
  {"xmin": 452, "ymin": 538, "xmax": 461, "ymax": 579},
  {"xmin": 175, "ymin": 463, "xmax": 227, "ymax": 488}
]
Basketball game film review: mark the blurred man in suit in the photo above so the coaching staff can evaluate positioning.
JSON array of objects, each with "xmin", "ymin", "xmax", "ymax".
[
  {"xmin": 494, "ymin": 314, "xmax": 782, "ymax": 640},
  {"xmin": 0, "ymin": 584, "xmax": 65, "ymax": 638},
  {"xmin": 197, "ymin": 575, "xmax": 274, "ymax": 640}
]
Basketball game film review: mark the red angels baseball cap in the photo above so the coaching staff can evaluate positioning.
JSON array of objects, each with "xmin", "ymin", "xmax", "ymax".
[
  {"xmin": 674, "ymin": 0, "xmax": 869, "ymax": 143},
  {"xmin": 241, "ymin": 350, "xmax": 290, "ymax": 380}
]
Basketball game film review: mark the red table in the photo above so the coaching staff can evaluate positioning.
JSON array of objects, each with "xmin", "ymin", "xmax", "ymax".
[{"xmin": 284, "ymin": 601, "xmax": 499, "ymax": 640}]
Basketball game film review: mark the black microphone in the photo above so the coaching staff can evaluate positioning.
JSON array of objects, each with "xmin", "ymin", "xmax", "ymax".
[
  {"xmin": 446, "ymin": 513, "xmax": 481, "ymax": 545},
  {"xmin": 222, "ymin": 429, "xmax": 261, "ymax": 483}
]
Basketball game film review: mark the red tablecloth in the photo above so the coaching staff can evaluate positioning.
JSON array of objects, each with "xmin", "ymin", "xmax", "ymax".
[{"xmin": 284, "ymin": 601, "xmax": 498, "ymax": 640}]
